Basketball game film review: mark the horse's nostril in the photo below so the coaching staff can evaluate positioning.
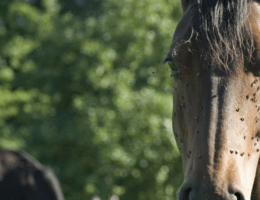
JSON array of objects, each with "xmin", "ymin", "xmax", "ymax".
[
  {"xmin": 178, "ymin": 183, "xmax": 193, "ymax": 200},
  {"xmin": 181, "ymin": 187, "xmax": 192, "ymax": 200},
  {"xmin": 179, "ymin": 183, "xmax": 247, "ymax": 200},
  {"xmin": 231, "ymin": 187, "xmax": 246, "ymax": 200},
  {"xmin": 234, "ymin": 192, "xmax": 245, "ymax": 200}
]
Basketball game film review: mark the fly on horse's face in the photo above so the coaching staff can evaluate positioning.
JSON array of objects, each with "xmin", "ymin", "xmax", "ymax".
[{"xmin": 166, "ymin": 0, "xmax": 260, "ymax": 199}]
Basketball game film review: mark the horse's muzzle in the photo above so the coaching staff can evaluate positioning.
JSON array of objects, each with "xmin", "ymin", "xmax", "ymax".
[{"xmin": 178, "ymin": 180, "xmax": 246, "ymax": 200}]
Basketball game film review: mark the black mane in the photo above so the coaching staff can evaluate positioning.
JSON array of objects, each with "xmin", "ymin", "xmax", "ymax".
[{"xmin": 193, "ymin": 0, "xmax": 254, "ymax": 69}]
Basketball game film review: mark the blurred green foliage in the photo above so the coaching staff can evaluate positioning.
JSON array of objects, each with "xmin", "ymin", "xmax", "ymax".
[{"xmin": 0, "ymin": 0, "xmax": 183, "ymax": 199}]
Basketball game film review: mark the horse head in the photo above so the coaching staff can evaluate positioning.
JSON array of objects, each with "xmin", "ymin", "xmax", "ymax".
[{"xmin": 166, "ymin": 1, "xmax": 260, "ymax": 199}]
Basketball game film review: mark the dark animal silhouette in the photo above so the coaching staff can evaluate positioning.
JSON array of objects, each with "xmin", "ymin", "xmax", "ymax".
[
  {"xmin": 165, "ymin": 0, "xmax": 260, "ymax": 199},
  {"xmin": 0, "ymin": 150, "xmax": 64, "ymax": 200}
]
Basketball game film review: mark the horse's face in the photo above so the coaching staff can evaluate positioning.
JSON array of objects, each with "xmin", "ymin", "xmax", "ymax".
[{"xmin": 166, "ymin": 1, "xmax": 260, "ymax": 199}]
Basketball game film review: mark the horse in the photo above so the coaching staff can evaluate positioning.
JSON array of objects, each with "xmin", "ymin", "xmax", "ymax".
[
  {"xmin": 165, "ymin": 0, "xmax": 260, "ymax": 199},
  {"xmin": 0, "ymin": 150, "xmax": 64, "ymax": 200}
]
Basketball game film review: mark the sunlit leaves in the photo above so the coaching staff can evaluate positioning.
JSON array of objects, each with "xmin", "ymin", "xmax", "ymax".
[
  {"xmin": 1, "ymin": 0, "xmax": 184, "ymax": 199},
  {"xmin": 3, "ymin": 36, "xmax": 39, "ymax": 60}
]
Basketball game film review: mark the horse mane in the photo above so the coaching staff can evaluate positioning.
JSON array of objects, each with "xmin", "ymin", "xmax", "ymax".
[{"xmin": 192, "ymin": 0, "xmax": 254, "ymax": 70}]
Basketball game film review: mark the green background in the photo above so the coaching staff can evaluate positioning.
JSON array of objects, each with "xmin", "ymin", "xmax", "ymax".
[{"xmin": 0, "ymin": 0, "xmax": 183, "ymax": 199}]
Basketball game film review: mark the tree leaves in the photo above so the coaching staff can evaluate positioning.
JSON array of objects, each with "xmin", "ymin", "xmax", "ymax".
[{"xmin": 1, "ymin": 0, "xmax": 183, "ymax": 199}]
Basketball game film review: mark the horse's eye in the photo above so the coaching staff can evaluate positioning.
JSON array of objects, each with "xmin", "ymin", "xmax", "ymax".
[
  {"xmin": 168, "ymin": 60, "xmax": 181, "ymax": 77},
  {"xmin": 168, "ymin": 61, "xmax": 178, "ymax": 71},
  {"xmin": 164, "ymin": 57, "xmax": 181, "ymax": 77}
]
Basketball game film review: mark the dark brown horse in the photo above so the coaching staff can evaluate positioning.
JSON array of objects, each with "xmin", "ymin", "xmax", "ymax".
[
  {"xmin": 0, "ymin": 150, "xmax": 64, "ymax": 200},
  {"xmin": 165, "ymin": 0, "xmax": 260, "ymax": 199}
]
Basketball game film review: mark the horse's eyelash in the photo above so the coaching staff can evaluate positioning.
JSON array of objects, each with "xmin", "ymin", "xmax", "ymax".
[
  {"xmin": 163, "ymin": 57, "xmax": 173, "ymax": 64},
  {"xmin": 164, "ymin": 57, "xmax": 192, "ymax": 71}
]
